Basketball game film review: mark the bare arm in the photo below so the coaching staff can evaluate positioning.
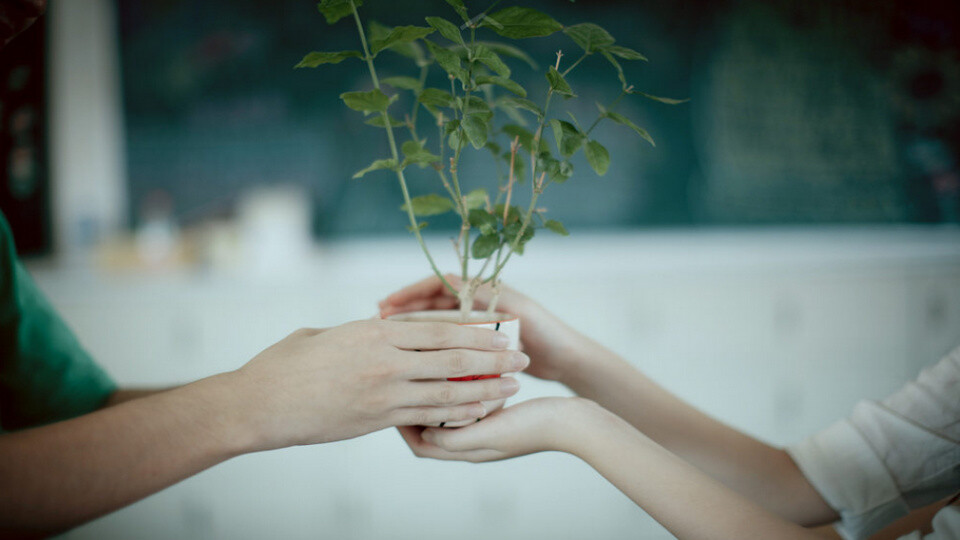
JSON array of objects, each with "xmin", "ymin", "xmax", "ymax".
[
  {"xmin": 382, "ymin": 276, "xmax": 838, "ymax": 526},
  {"xmin": 0, "ymin": 320, "xmax": 525, "ymax": 536},
  {"xmin": 405, "ymin": 398, "xmax": 823, "ymax": 540},
  {"xmin": 0, "ymin": 374, "xmax": 246, "ymax": 536},
  {"xmin": 561, "ymin": 345, "xmax": 837, "ymax": 526}
]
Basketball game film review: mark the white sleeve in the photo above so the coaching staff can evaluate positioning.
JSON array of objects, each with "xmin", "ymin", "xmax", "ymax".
[{"xmin": 787, "ymin": 346, "xmax": 960, "ymax": 540}]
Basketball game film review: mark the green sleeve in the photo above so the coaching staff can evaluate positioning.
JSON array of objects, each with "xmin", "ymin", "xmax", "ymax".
[{"xmin": 0, "ymin": 214, "xmax": 116, "ymax": 432}]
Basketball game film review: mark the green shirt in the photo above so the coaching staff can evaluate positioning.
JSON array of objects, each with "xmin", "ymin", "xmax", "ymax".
[{"xmin": 0, "ymin": 213, "xmax": 116, "ymax": 432}]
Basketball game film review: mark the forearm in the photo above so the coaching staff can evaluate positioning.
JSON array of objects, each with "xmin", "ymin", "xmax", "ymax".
[
  {"xmin": 0, "ymin": 373, "xmax": 250, "ymax": 536},
  {"xmin": 561, "ymin": 348, "xmax": 835, "ymax": 525},
  {"xmin": 564, "ymin": 403, "xmax": 821, "ymax": 540}
]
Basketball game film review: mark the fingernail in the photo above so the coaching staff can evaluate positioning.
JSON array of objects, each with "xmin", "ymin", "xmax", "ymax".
[
  {"xmin": 493, "ymin": 332, "xmax": 510, "ymax": 349},
  {"xmin": 499, "ymin": 377, "xmax": 520, "ymax": 395},
  {"xmin": 510, "ymin": 352, "xmax": 529, "ymax": 371}
]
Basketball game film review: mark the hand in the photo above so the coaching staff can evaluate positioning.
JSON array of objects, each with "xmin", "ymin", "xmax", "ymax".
[
  {"xmin": 379, "ymin": 275, "xmax": 608, "ymax": 383},
  {"xmin": 225, "ymin": 319, "xmax": 529, "ymax": 452},
  {"xmin": 397, "ymin": 397, "xmax": 604, "ymax": 463}
]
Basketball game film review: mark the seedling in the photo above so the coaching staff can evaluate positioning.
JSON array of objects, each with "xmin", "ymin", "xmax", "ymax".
[{"xmin": 298, "ymin": 0, "xmax": 683, "ymax": 320}]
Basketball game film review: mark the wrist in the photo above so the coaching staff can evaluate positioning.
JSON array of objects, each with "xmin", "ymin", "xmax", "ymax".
[
  {"xmin": 555, "ymin": 398, "xmax": 644, "ymax": 459},
  {"xmin": 175, "ymin": 372, "xmax": 264, "ymax": 457}
]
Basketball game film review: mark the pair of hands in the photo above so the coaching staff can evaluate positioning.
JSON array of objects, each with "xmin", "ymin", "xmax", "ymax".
[
  {"xmin": 379, "ymin": 275, "xmax": 607, "ymax": 463},
  {"xmin": 228, "ymin": 318, "xmax": 530, "ymax": 453}
]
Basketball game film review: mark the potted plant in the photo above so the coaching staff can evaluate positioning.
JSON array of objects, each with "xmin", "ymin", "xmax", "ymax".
[{"xmin": 297, "ymin": 0, "xmax": 682, "ymax": 422}]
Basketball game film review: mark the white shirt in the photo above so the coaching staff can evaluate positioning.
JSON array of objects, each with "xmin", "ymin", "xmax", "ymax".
[{"xmin": 787, "ymin": 346, "xmax": 960, "ymax": 540}]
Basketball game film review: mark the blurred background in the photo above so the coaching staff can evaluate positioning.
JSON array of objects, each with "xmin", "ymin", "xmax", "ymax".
[{"xmin": 2, "ymin": 0, "xmax": 959, "ymax": 538}]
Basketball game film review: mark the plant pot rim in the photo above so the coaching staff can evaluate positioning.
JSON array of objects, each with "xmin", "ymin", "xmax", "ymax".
[{"xmin": 387, "ymin": 309, "xmax": 519, "ymax": 325}]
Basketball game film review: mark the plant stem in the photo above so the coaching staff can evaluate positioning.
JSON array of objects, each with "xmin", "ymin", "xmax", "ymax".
[
  {"xmin": 561, "ymin": 52, "xmax": 589, "ymax": 77},
  {"xmin": 585, "ymin": 90, "xmax": 627, "ymax": 136},
  {"xmin": 350, "ymin": 0, "xmax": 456, "ymax": 295},
  {"xmin": 408, "ymin": 65, "xmax": 429, "ymax": 140}
]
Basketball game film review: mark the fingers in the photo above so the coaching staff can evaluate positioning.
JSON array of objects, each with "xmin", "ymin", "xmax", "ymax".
[
  {"xmin": 421, "ymin": 425, "xmax": 479, "ymax": 452},
  {"xmin": 401, "ymin": 349, "xmax": 528, "ymax": 380},
  {"xmin": 390, "ymin": 403, "xmax": 486, "ymax": 428},
  {"xmin": 396, "ymin": 426, "xmax": 503, "ymax": 463},
  {"xmin": 383, "ymin": 320, "xmax": 509, "ymax": 351},
  {"xmin": 397, "ymin": 376, "xmax": 520, "ymax": 408},
  {"xmin": 382, "ymin": 274, "xmax": 461, "ymax": 307}
]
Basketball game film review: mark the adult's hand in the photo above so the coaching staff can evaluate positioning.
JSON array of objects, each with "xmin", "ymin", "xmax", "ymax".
[
  {"xmin": 230, "ymin": 319, "xmax": 528, "ymax": 451},
  {"xmin": 379, "ymin": 275, "xmax": 608, "ymax": 383}
]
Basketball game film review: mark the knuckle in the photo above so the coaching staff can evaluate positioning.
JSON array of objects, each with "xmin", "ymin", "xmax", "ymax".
[
  {"xmin": 434, "ymin": 384, "xmax": 456, "ymax": 405},
  {"xmin": 431, "ymin": 325, "xmax": 455, "ymax": 348},
  {"xmin": 413, "ymin": 410, "xmax": 432, "ymax": 426},
  {"xmin": 448, "ymin": 351, "xmax": 468, "ymax": 375}
]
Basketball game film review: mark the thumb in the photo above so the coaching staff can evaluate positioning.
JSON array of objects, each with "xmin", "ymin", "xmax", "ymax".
[{"xmin": 422, "ymin": 420, "xmax": 498, "ymax": 452}]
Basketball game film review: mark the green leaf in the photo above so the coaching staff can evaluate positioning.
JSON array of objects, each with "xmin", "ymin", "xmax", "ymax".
[
  {"xmin": 472, "ymin": 45, "xmax": 510, "ymax": 78},
  {"xmin": 418, "ymin": 88, "xmax": 455, "ymax": 108},
  {"xmin": 550, "ymin": 119, "xmax": 584, "ymax": 157},
  {"xmin": 448, "ymin": 130, "xmax": 462, "ymax": 151},
  {"xmin": 464, "ymin": 189, "xmax": 488, "ymax": 210},
  {"xmin": 353, "ymin": 158, "xmax": 398, "ymax": 178},
  {"xmin": 381, "ymin": 76, "xmax": 422, "ymax": 90},
  {"xmin": 462, "ymin": 114, "xmax": 489, "ymax": 149},
  {"xmin": 368, "ymin": 21, "xmax": 425, "ymax": 62},
  {"xmin": 602, "ymin": 110, "xmax": 655, "ymax": 147},
  {"xmin": 400, "ymin": 194, "xmax": 455, "ymax": 216},
  {"xmin": 475, "ymin": 75, "xmax": 526, "ymax": 97},
  {"xmin": 401, "ymin": 140, "xmax": 441, "ymax": 168},
  {"xmin": 604, "ymin": 45, "xmax": 647, "ymax": 61},
  {"xmin": 370, "ymin": 26, "xmax": 435, "ymax": 56},
  {"xmin": 627, "ymin": 89, "xmax": 690, "ymax": 105},
  {"xmin": 424, "ymin": 40, "xmax": 465, "ymax": 80},
  {"xmin": 468, "ymin": 208, "xmax": 498, "ymax": 234},
  {"xmin": 546, "ymin": 66, "xmax": 575, "ymax": 98},
  {"xmin": 295, "ymin": 50, "xmax": 362, "ymax": 68},
  {"xmin": 564, "ymin": 23, "xmax": 615, "ymax": 53},
  {"xmin": 482, "ymin": 7, "xmax": 563, "ymax": 39},
  {"xmin": 498, "ymin": 96, "xmax": 543, "ymax": 117},
  {"xmin": 539, "ymin": 155, "xmax": 573, "ymax": 182},
  {"xmin": 584, "ymin": 140, "xmax": 610, "ymax": 175},
  {"xmin": 601, "ymin": 50, "xmax": 628, "ymax": 88},
  {"xmin": 365, "ymin": 114, "xmax": 404, "ymax": 128},
  {"xmin": 317, "ymin": 0, "xmax": 361, "ymax": 25},
  {"xmin": 426, "ymin": 17, "xmax": 464, "ymax": 45},
  {"xmin": 340, "ymin": 89, "xmax": 395, "ymax": 115},
  {"xmin": 544, "ymin": 219, "xmax": 570, "ymax": 236},
  {"xmin": 461, "ymin": 96, "xmax": 493, "ymax": 120},
  {"xmin": 504, "ymin": 221, "xmax": 535, "ymax": 254},
  {"xmin": 471, "ymin": 234, "xmax": 500, "ymax": 259},
  {"xmin": 444, "ymin": 0, "xmax": 469, "ymax": 22},
  {"xmin": 477, "ymin": 41, "xmax": 538, "ymax": 69}
]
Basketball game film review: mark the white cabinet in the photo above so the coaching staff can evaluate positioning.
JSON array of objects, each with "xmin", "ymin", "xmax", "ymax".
[{"xmin": 37, "ymin": 228, "xmax": 960, "ymax": 540}]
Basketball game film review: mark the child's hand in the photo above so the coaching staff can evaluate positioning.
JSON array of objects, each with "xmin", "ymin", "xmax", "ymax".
[
  {"xmin": 380, "ymin": 275, "xmax": 608, "ymax": 384},
  {"xmin": 397, "ymin": 397, "xmax": 602, "ymax": 462}
]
